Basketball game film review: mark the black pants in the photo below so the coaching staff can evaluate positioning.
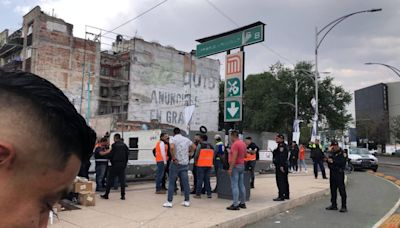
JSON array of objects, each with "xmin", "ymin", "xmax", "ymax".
[
  {"xmin": 290, "ymin": 158, "xmax": 298, "ymax": 171},
  {"xmin": 192, "ymin": 165, "xmax": 197, "ymax": 191},
  {"xmin": 330, "ymin": 172, "xmax": 347, "ymax": 208},
  {"xmin": 275, "ymin": 166, "xmax": 289, "ymax": 198},
  {"xmin": 105, "ymin": 164, "xmax": 126, "ymax": 197},
  {"xmin": 313, "ymin": 159, "xmax": 327, "ymax": 178},
  {"xmin": 245, "ymin": 160, "xmax": 256, "ymax": 187}
]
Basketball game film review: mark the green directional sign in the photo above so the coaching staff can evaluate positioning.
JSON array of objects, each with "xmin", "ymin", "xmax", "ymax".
[
  {"xmin": 224, "ymin": 99, "xmax": 242, "ymax": 122},
  {"xmin": 196, "ymin": 23, "xmax": 265, "ymax": 58},
  {"xmin": 226, "ymin": 77, "xmax": 241, "ymax": 97}
]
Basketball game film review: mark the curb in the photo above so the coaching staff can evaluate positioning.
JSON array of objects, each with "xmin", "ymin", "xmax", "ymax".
[
  {"xmin": 211, "ymin": 187, "xmax": 330, "ymax": 228},
  {"xmin": 369, "ymin": 172, "xmax": 400, "ymax": 228}
]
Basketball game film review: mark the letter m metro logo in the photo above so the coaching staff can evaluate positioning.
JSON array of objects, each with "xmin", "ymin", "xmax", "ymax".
[{"xmin": 225, "ymin": 52, "xmax": 243, "ymax": 77}]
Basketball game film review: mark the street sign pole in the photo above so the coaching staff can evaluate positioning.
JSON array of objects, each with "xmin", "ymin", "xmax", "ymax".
[{"xmin": 196, "ymin": 21, "xmax": 266, "ymax": 138}]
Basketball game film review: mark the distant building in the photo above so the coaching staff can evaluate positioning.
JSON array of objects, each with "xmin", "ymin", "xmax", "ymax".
[
  {"xmin": 355, "ymin": 82, "xmax": 400, "ymax": 146},
  {"xmin": 0, "ymin": 6, "xmax": 100, "ymax": 117},
  {"xmin": 0, "ymin": 6, "xmax": 221, "ymax": 134}
]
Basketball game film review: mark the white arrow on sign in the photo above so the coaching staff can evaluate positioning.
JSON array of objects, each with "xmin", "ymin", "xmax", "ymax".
[{"xmin": 227, "ymin": 102, "xmax": 239, "ymax": 117}]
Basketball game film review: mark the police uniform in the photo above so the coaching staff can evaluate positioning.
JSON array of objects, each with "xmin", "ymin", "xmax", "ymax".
[
  {"xmin": 273, "ymin": 141, "xmax": 290, "ymax": 200},
  {"xmin": 101, "ymin": 140, "xmax": 129, "ymax": 200},
  {"xmin": 326, "ymin": 142, "xmax": 347, "ymax": 212}
]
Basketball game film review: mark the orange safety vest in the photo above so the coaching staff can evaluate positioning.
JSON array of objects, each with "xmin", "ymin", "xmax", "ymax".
[
  {"xmin": 244, "ymin": 149, "xmax": 256, "ymax": 161},
  {"xmin": 155, "ymin": 141, "xmax": 169, "ymax": 162},
  {"xmin": 196, "ymin": 149, "xmax": 214, "ymax": 167}
]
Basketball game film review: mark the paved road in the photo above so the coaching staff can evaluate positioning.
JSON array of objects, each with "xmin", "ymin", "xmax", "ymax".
[{"xmin": 247, "ymin": 172, "xmax": 400, "ymax": 228}]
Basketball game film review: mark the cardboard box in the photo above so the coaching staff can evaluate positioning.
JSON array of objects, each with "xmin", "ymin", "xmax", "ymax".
[
  {"xmin": 73, "ymin": 181, "xmax": 94, "ymax": 193},
  {"xmin": 78, "ymin": 191, "xmax": 96, "ymax": 206},
  {"xmin": 52, "ymin": 203, "xmax": 62, "ymax": 213}
]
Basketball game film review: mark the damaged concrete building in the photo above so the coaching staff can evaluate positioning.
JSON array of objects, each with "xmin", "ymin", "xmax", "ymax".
[
  {"xmin": 1, "ymin": 6, "xmax": 221, "ymax": 135},
  {"xmin": 0, "ymin": 6, "xmax": 100, "ymax": 118}
]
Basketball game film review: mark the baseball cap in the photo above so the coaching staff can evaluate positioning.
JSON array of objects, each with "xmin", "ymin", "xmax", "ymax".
[{"xmin": 214, "ymin": 134, "xmax": 222, "ymax": 140}]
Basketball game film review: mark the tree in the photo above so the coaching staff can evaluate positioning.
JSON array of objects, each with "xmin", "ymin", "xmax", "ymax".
[
  {"xmin": 391, "ymin": 115, "xmax": 400, "ymax": 144},
  {"xmin": 242, "ymin": 61, "xmax": 352, "ymax": 142}
]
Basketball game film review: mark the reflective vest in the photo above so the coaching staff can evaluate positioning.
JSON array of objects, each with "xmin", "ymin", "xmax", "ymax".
[
  {"xmin": 244, "ymin": 151, "xmax": 256, "ymax": 161},
  {"xmin": 197, "ymin": 149, "xmax": 214, "ymax": 167},
  {"xmin": 155, "ymin": 141, "xmax": 168, "ymax": 162}
]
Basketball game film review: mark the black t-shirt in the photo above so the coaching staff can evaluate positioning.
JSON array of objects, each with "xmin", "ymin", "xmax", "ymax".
[
  {"xmin": 109, "ymin": 141, "xmax": 129, "ymax": 166},
  {"xmin": 247, "ymin": 142, "xmax": 260, "ymax": 160}
]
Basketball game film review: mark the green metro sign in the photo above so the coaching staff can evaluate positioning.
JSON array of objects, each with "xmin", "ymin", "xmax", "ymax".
[
  {"xmin": 226, "ymin": 77, "xmax": 241, "ymax": 97},
  {"xmin": 224, "ymin": 99, "xmax": 242, "ymax": 122},
  {"xmin": 196, "ymin": 21, "xmax": 265, "ymax": 58}
]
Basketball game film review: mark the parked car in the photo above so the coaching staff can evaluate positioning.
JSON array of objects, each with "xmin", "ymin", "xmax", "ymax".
[{"xmin": 348, "ymin": 148, "xmax": 378, "ymax": 172}]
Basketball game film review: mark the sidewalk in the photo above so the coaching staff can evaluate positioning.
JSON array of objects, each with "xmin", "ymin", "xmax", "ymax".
[{"xmin": 51, "ymin": 170, "xmax": 329, "ymax": 228}]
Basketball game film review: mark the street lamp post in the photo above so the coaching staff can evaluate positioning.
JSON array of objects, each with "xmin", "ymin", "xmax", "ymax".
[
  {"xmin": 314, "ymin": 8, "xmax": 382, "ymax": 136},
  {"xmin": 365, "ymin": 62, "xmax": 400, "ymax": 79}
]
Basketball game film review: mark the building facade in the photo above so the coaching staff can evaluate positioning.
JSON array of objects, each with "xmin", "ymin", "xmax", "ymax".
[
  {"xmin": 0, "ymin": 6, "xmax": 100, "ymax": 117},
  {"xmin": 355, "ymin": 82, "xmax": 400, "ymax": 145},
  {"xmin": 1, "ymin": 6, "xmax": 221, "ymax": 134}
]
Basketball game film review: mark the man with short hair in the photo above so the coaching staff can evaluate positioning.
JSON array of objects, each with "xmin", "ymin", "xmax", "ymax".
[
  {"xmin": 94, "ymin": 137, "xmax": 111, "ymax": 192},
  {"xmin": 272, "ymin": 134, "xmax": 290, "ymax": 201},
  {"xmin": 190, "ymin": 133, "xmax": 202, "ymax": 194},
  {"xmin": 244, "ymin": 137, "xmax": 259, "ymax": 189},
  {"xmin": 101, "ymin": 133, "xmax": 129, "ymax": 200},
  {"xmin": 163, "ymin": 128, "xmax": 195, "ymax": 208},
  {"xmin": 227, "ymin": 130, "xmax": 247, "ymax": 210},
  {"xmin": 194, "ymin": 134, "xmax": 214, "ymax": 198},
  {"xmin": 310, "ymin": 139, "xmax": 327, "ymax": 179},
  {"xmin": 0, "ymin": 70, "xmax": 96, "ymax": 227},
  {"xmin": 154, "ymin": 132, "xmax": 169, "ymax": 194},
  {"xmin": 213, "ymin": 134, "xmax": 224, "ymax": 192},
  {"xmin": 326, "ymin": 141, "xmax": 347, "ymax": 213}
]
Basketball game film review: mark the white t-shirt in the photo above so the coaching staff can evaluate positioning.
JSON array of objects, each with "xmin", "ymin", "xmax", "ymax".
[{"xmin": 169, "ymin": 134, "xmax": 192, "ymax": 165}]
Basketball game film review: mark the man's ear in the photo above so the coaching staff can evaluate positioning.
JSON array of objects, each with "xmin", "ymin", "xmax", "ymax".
[{"xmin": 0, "ymin": 141, "xmax": 16, "ymax": 168}]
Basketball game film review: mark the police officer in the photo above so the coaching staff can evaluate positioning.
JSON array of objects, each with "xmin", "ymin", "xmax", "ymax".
[
  {"xmin": 101, "ymin": 133, "xmax": 129, "ymax": 200},
  {"xmin": 244, "ymin": 137, "xmax": 259, "ymax": 188},
  {"xmin": 310, "ymin": 139, "xmax": 327, "ymax": 179},
  {"xmin": 273, "ymin": 134, "xmax": 290, "ymax": 201},
  {"xmin": 326, "ymin": 141, "xmax": 347, "ymax": 212}
]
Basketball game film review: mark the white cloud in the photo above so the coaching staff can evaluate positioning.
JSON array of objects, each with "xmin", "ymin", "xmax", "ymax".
[
  {"xmin": 39, "ymin": 0, "xmax": 138, "ymax": 39},
  {"xmin": 1, "ymin": 0, "xmax": 11, "ymax": 6},
  {"xmin": 14, "ymin": 5, "xmax": 32, "ymax": 15}
]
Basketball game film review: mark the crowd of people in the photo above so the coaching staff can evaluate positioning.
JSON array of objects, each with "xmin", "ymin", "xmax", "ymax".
[{"xmin": 92, "ymin": 127, "xmax": 347, "ymax": 213}]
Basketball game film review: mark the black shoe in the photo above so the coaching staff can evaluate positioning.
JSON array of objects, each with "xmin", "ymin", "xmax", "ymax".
[
  {"xmin": 120, "ymin": 196, "xmax": 126, "ymax": 200},
  {"xmin": 226, "ymin": 204, "xmax": 240, "ymax": 210},
  {"xmin": 339, "ymin": 207, "xmax": 348, "ymax": 213},
  {"xmin": 323, "ymin": 177, "xmax": 328, "ymax": 179},
  {"xmin": 273, "ymin": 197, "xmax": 285, "ymax": 201},
  {"xmin": 100, "ymin": 195, "xmax": 109, "ymax": 200},
  {"xmin": 212, "ymin": 189, "xmax": 217, "ymax": 193},
  {"xmin": 326, "ymin": 205, "xmax": 338, "ymax": 210},
  {"xmin": 251, "ymin": 185, "xmax": 255, "ymax": 189},
  {"xmin": 190, "ymin": 191, "xmax": 196, "ymax": 195},
  {"xmin": 284, "ymin": 196, "xmax": 290, "ymax": 200},
  {"xmin": 239, "ymin": 203, "xmax": 247, "ymax": 209}
]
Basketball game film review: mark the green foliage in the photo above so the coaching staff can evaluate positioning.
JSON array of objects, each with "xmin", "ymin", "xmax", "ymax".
[
  {"xmin": 239, "ymin": 61, "xmax": 352, "ymax": 139},
  {"xmin": 391, "ymin": 115, "xmax": 400, "ymax": 143}
]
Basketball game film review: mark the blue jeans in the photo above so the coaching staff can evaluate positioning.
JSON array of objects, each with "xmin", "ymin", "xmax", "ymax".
[
  {"xmin": 167, "ymin": 163, "xmax": 190, "ymax": 202},
  {"xmin": 156, "ymin": 162, "xmax": 166, "ymax": 191},
  {"xmin": 95, "ymin": 163, "xmax": 107, "ymax": 189},
  {"xmin": 299, "ymin": 159, "xmax": 307, "ymax": 171},
  {"xmin": 196, "ymin": 167, "xmax": 211, "ymax": 196},
  {"xmin": 231, "ymin": 164, "xmax": 246, "ymax": 206}
]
